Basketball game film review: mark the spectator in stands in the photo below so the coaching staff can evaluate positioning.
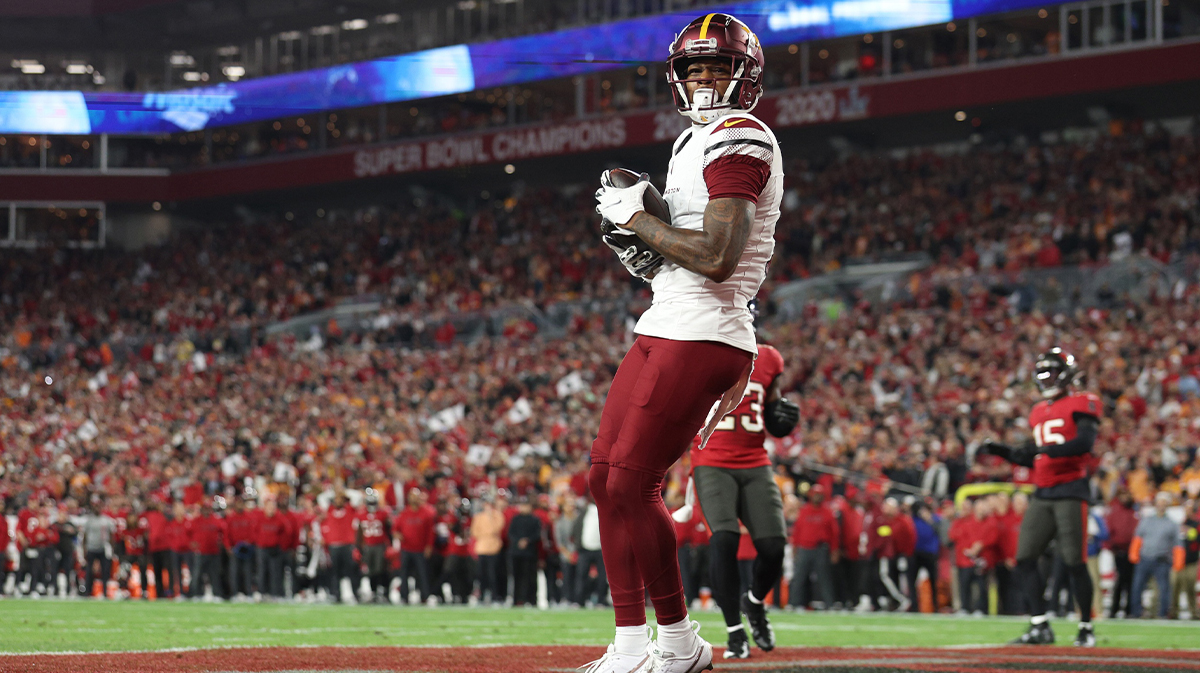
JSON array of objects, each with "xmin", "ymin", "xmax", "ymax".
[{"xmin": 1130, "ymin": 492, "xmax": 1185, "ymax": 618}]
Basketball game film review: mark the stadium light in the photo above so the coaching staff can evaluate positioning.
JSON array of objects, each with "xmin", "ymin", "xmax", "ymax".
[
  {"xmin": 21, "ymin": 63, "xmax": 46, "ymax": 74},
  {"xmin": 65, "ymin": 63, "xmax": 91, "ymax": 75},
  {"xmin": 342, "ymin": 19, "xmax": 369, "ymax": 30},
  {"xmin": 223, "ymin": 65, "xmax": 246, "ymax": 80},
  {"xmin": 377, "ymin": 13, "xmax": 400, "ymax": 23},
  {"xmin": 170, "ymin": 53, "xmax": 195, "ymax": 67}
]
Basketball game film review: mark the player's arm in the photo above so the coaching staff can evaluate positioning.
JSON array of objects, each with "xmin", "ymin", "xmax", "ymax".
[
  {"xmin": 763, "ymin": 374, "xmax": 800, "ymax": 438},
  {"xmin": 1038, "ymin": 413, "xmax": 1098, "ymax": 458},
  {"xmin": 977, "ymin": 439, "xmax": 1037, "ymax": 467},
  {"xmin": 624, "ymin": 198, "xmax": 753, "ymax": 283}
]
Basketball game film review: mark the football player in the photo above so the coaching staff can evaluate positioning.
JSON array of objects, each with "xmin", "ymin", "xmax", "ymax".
[
  {"xmin": 357, "ymin": 489, "xmax": 392, "ymax": 603},
  {"xmin": 688, "ymin": 311, "xmax": 797, "ymax": 659},
  {"xmin": 978, "ymin": 348, "xmax": 1101, "ymax": 647},
  {"xmin": 587, "ymin": 12, "xmax": 782, "ymax": 673}
]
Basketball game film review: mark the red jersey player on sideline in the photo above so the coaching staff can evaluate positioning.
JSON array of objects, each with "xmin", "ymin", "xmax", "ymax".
[
  {"xmin": 687, "ymin": 338, "xmax": 797, "ymax": 659},
  {"xmin": 586, "ymin": 11, "xmax": 784, "ymax": 672},
  {"xmin": 978, "ymin": 348, "xmax": 1102, "ymax": 647}
]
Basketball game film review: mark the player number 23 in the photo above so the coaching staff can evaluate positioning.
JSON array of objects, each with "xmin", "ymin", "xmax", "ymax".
[
  {"xmin": 1032, "ymin": 419, "xmax": 1066, "ymax": 446},
  {"xmin": 715, "ymin": 381, "xmax": 765, "ymax": 433}
]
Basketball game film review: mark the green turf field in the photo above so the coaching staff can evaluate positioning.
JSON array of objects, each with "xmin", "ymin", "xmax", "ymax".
[{"xmin": 1, "ymin": 601, "xmax": 1196, "ymax": 653}]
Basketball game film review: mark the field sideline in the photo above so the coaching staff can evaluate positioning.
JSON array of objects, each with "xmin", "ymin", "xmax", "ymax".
[{"xmin": 2, "ymin": 601, "xmax": 1197, "ymax": 653}]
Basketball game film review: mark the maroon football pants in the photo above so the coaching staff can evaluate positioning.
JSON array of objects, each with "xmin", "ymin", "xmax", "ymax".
[{"xmin": 589, "ymin": 335, "xmax": 752, "ymax": 627}]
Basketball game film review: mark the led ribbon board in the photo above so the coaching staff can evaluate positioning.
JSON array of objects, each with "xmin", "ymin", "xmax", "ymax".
[{"xmin": 0, "ymin": 0, "xmax": 1048, "ymax": 135}]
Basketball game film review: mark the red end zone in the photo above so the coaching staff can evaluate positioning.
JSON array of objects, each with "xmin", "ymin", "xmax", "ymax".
[{"xmin": 3, "ymin": 646, "xmax": 1200, "ymax": 673}]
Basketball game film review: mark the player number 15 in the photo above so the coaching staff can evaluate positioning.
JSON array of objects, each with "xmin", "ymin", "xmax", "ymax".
[{"xmin": 1032, "ymin": 419, "xmax": 1066, "ymax": 447}]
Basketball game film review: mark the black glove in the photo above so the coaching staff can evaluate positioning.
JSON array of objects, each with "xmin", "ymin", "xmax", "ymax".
[{"xmin": 764, "ymin": 397, "xmax": 800, "ymax": 437}]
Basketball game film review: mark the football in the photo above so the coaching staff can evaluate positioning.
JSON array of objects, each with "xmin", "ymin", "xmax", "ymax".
[{"xmin": 600, "ymin": 168, "xmax": 671, "ymax": 277}]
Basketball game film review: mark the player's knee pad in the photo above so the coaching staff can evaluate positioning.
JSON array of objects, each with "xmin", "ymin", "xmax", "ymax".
[
  {"xmin": 586, "ymin": 462, "xmax": 611, "ymax": 502},
  {"xmin": 753, "ymin": 536, "xmax": 786, "ymax": 567},
  {"xmin": 603, "ymin": 465, "xmax": 658, "ymax": 513}
]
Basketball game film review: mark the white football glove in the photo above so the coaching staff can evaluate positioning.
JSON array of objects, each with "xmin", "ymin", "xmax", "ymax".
[{"xmin": 595, "ymin": 171, "xmax": 650, "ymax": 227}]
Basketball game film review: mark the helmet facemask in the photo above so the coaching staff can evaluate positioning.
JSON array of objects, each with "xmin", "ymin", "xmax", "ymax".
[
  {"xmin": 1033, "ymin": 350, "xmax": 1077, "ymax": 399},
  {"xmin": 668, "ymin": 55, "xmax": 750, "ymax": 124}
]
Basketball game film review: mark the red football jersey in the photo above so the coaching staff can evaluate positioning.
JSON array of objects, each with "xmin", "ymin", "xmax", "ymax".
[
  {"xmin": 122, "ymin": 527, "xmax": 146, "ymax": 556},
  {"xmin": 440, "ymin": 512, "xmax": 471, "ymax": 557},
  {"xmin": 322, "ymin": 505, "xmax": 359, "ymax": 546},
  {"xmin": 359, "ymin": 509, "xmax": 391, "ymax": 546},
  {"xmin": 393, "ymin": 506, "xmax": 436, "ymax": 553},
  {"xmin": 695, "ymin": 344, "xmax": 785, "ymax": 470},
  {"xmin": 1028, "ymin": 392, "xmax": 1102, "ymax": 488}
]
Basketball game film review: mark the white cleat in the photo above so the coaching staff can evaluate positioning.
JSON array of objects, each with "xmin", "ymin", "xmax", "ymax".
[
  {"xmin": 647, "ymin": 621, "xmax": 713, "ymax": 673},
  {"xmin": 578, "ymin": 643, "xmax": 651, "ymax": 673}
]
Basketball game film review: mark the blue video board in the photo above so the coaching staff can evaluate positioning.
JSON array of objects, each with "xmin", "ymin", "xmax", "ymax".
[{"xmin": 0, "ymin": 0, "xmax": 1048, "ymax": 135}]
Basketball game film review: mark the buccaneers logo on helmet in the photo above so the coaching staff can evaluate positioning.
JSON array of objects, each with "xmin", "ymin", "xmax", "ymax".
[{"xmin": 667, "ymin": 13, "xmax": 765, "ymax": 124}]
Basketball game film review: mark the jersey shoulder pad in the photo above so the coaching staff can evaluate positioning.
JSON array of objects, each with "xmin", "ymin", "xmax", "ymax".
[
  {"xmin": 757, "ymin": 344, "xmax": 785, "ymax": 378},
  {"xmin": 702, "ymin": 114, "xmax": 773, "ymax": 168},
  {"xmin": 1068, "ymin": 392, "xmax": 1102, "ymax": 419}
]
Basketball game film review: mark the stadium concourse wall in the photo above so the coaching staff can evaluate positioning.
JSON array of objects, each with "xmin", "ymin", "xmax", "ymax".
[{"xmin": 3, "ymin": 38, "xmax": 1200, "ymax": 206}]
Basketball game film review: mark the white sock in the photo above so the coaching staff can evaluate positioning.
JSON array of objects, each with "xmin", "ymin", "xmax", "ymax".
[
  {"xmin": 746, "ymin": 592, "xmax": 763, "ymax": 605},
  {"xmin": 1030, "ymin": 614, "xmax": 1050, "ymax": 626},
  {"xmin": 727, "ymin": 624, "xmax": 745, "ymax": 633},
  {"xmin": 656, "ymin": 616, "xmax": 696, "ymax": 654},
  {"xmin": 615, "ymin": 625, "xmax": 650, "ymax": 656}
]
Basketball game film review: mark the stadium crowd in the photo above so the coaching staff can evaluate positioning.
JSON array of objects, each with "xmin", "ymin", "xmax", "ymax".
[{"xmin": 2, "ymin": 127, "xmax": 1200, "ymax": 619}]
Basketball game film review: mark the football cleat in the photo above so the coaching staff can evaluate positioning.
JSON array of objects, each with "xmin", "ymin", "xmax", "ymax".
[
  {"xmin": 578, "ymin": 643, "xmax": 651, "ymax": 673},
  {"xmin": 1073, "ymin": 623, "xmax": 1095, "ymax": 647},
  {"xmin": 648, "ymin": 621, "xmax": 714, "ymax": 673},
  {"xmin": 723, "ymin": 628, "xmax": 750, "ymax": 659},
  {"xmin": 741, "ymin": 592, "xmax": 776, "ymax": 652},
  {"xmin": 1009, "ymin": 621, "xmax": 1055, "ymax": 645}
]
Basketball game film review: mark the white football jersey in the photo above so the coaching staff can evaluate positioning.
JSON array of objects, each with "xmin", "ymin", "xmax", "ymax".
[{"xmin": 634, "ymin": 112, "xmax": 783, "ymax": 354}]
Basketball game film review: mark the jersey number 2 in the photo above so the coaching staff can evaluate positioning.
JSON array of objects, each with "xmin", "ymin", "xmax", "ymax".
[
  {"xmin": 1033, "ymin": 419, "xmax": 1066, "ymax": 446},
  {"xmin": 715, "ymin": 381, "xmax": 765, "ymax": 433}
]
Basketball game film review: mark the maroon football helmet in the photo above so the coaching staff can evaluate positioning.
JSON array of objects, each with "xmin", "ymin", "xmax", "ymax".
[{"xmin": 666, "ymin": 13, "xmax": 764, "ymax": 123}]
